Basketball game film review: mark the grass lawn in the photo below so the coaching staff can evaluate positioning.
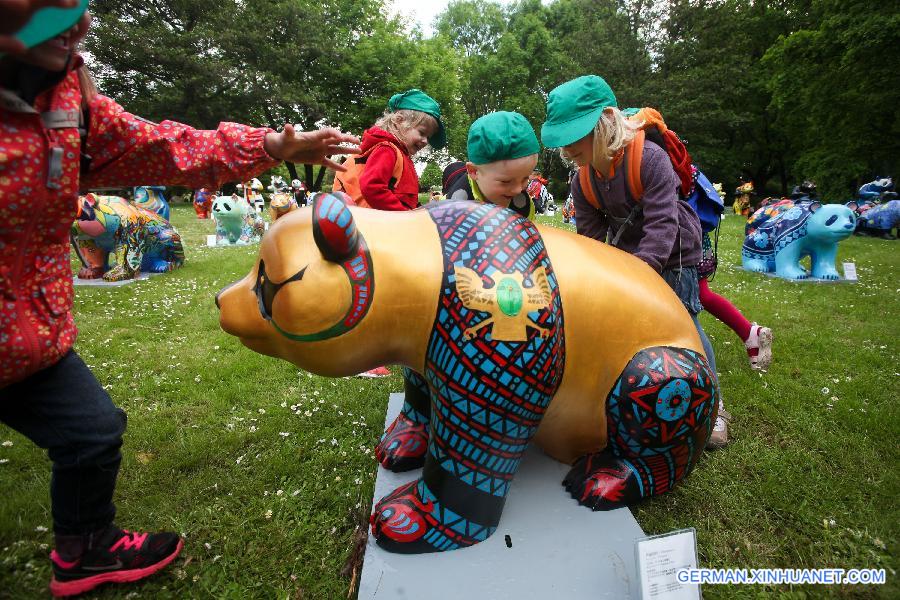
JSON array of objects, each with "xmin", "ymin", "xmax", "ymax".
[{"xmin": 0, "ymin": 202, "xmax": 897, "ymax": 599}]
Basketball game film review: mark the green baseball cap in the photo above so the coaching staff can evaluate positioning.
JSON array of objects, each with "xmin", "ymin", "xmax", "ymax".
[
  {"xmin": 467, "ymin": 111, "xmax": 540, "ymax": 165},
  {"xmin": 541, "ymin": 75, "xmax": 617, "ymax": 148},
  {"xmin": 388, "ymin": 89, "xmax": 446, "ymax": 149},
  {"xmin": 10, "ymin": 0, "xmax": 89, "ymax": 51}
]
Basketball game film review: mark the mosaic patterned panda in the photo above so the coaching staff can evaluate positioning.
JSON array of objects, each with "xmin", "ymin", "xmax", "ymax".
[{"xmin": 217, "ymin": 193, "xmax": 719, "ymax": 554}]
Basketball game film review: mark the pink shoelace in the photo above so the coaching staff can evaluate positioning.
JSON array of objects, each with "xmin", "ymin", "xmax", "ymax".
[{"xmin": 109, "ymin": 530, "xmax": 149, "ymax": 552}]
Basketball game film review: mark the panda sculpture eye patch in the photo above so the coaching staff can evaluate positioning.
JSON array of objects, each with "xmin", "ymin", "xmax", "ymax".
[{"xmin": 253, "ymin": 259, "xmax": 308, "ymax": 321}]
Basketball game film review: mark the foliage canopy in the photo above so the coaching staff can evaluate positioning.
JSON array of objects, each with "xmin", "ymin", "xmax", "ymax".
[{"xmin": 86, "ymin": 0, "xmax": 900, "ymax": 199}]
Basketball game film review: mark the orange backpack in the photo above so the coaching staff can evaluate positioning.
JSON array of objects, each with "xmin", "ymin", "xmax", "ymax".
[
  {"xmin": 578, "ymin": 108, "xmax": 693, "ymax": 210},
  {"xmin": 332, "ymin": 141, "xmax": 404, "ymax": 208}
]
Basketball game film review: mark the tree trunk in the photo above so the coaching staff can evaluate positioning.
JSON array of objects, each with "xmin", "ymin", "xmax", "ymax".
[
  {"xmin": 284, "ymin": 161, "xmax": 299, "ymax": 183},
  {"xmin": 312, "ymin": 166, "xmax": 327, "ymax": 192}
]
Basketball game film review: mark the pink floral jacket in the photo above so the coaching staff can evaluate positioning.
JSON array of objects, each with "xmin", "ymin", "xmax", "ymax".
[{"xmin": 0, "ymin": 61, "xmax": 278, "ymax": 387}]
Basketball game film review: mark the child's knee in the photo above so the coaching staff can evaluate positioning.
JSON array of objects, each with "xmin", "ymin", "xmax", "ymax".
[{"xmin": 50, "ymin": 407, "xmax": 127, "ymax": 467}]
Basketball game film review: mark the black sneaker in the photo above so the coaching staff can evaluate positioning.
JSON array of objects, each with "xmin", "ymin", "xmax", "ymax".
[{"xmin": 49, "ymin": 525, "xmax": 183, "ymax": 597}]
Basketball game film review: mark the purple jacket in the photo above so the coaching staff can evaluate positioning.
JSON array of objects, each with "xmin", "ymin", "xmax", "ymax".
[{"xmin": 572, "ymin": 139, "xmax": 701, "ymax": 273}]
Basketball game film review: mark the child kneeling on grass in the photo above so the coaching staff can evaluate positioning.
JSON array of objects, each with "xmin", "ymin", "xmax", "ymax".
[
  {"xmin": 0, "ymin": 3, "xmax": 359, "ymax": 596},
  {"xmin": 442, "ymin": 111, "xmax": 540, "ymax": 218}
]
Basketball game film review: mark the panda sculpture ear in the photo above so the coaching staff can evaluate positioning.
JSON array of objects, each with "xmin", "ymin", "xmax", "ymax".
[
  {"xmin": 846, "ymin": 201, "xmax": 858, "ymax": 211},
  {"xmin": 311, "ymin": 192, "xmax": 360, "ymax": 262},
  {"xmin": 809, "ymin": 201, "xmax": 822, "ymax": 212}
]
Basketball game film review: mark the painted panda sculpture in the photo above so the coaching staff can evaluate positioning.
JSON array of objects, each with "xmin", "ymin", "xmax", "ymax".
[
  {"xmin": 71, "ymin": 194, "xmax": 184, "ymax": 281},
  {"xmin": 133, "ymin": 185, "xmax": 171, "ymax": 220},
  {"xmin": 856, "ymin": 200, "xmax": 900, "ymax": 238},
  {"xmin": 212, "ymin": 194, "xmax": 265, "ymax": 246},
  {"xmin": 216, "ymin": 193, "xmax": 718, "ymax": 554},
  {"xmin": 742, "ymin": 200, "xmax": 856, "ymax": 280}
]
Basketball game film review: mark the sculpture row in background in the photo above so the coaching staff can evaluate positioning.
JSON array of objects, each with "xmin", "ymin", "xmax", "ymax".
[
  {"xmin": 193, "ymin": 175, "xmax": 309, "ymax": 221},
  {"xmin": 69, "ymin": 188, "xmax": 301, "ymax": 283},
  {"xmin": 846, "ymin": 177, "xmax": 899, "ymax": 239}
]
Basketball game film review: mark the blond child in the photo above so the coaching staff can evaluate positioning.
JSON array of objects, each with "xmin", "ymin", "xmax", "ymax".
[
  {"xmin": 442, "ymin": 111, "xmax": 540, "ymax": 218},
  {"xmin": 376, "ymin": 111, "xmax": 540, "ymax": 470},
  {"xmin": 355, "ymin": 89, "xmax": 445, "ymax": 211}
]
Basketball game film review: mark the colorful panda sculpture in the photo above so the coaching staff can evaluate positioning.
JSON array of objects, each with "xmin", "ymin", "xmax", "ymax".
[
  {"xmin": 71, "ymin": 194, "xmax": 184, "ymax": 281},
  {"xmin": 742, "ymin": 200, "xmax": 856, "ymax": 280},
  {"xmin": 216, "ymin": 193, "xmax": 719, "ymax": 554},
  {"xmin": 212, "ymin": 194, "xmax": 265, "ymax": 246}
]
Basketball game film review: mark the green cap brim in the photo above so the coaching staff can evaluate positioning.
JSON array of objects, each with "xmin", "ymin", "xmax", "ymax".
[
  {"xmin": 540, "ymin": 106, "xmax": 604, "ymax": 149},
  {"xmin": 429, "ymin": 120, "xmax": 446, "ymax": 150},
  {"xmin": 14, "ymin": 0, "xmax": 89, "ymax": 50}
]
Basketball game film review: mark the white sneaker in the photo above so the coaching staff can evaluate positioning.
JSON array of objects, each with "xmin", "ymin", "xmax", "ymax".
[
  {"xmin": 745, "ymin": 324, "xmax": 773, "ymax": 371},
  {"xmin": 706, "ymin": 407, "xmax": 731, "ymax": 449}
]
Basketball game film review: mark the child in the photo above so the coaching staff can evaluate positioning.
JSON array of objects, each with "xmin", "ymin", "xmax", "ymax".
[
  {"xmin": 376, "ymin": 111, "xmax": 539, "ymax": 472},
  {"xmin": 352, "ymin": 89, "xmax": 445, "ymax": 377},
  {"xmin": 357, "ymin": 88, "xmax": 445, "ymax": 211},
  {"xmin": 0, "ymin": 3, "xmax": 359, "ymax": 596},
  {"xmin": 698, "ymin": 178, "xmax": 773, "ymax": 371},
  {"xmin": 541, "ymin": 75, "xmax": 729, "ymax": 448},
  {"xmin": 442, "ymin": 111, "xmax": 539, "ymax": 219},
  {"xmin": 562, "ymin": 194, "xmax": 576, "ymax": 225}
]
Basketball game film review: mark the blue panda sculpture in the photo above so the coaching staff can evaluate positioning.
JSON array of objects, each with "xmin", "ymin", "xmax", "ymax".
[
  {"xmin": 742, "ymin": 200, "xmax": 856, "ymax": 281},
  {"xmin": 857, "ymin": 200, "xmax": 900, "ymax": 238}
]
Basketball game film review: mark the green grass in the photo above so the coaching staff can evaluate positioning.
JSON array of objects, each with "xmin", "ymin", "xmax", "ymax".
[{"xmin": 0, "ymin": 203, "xmax": 897, "ymax": 599}]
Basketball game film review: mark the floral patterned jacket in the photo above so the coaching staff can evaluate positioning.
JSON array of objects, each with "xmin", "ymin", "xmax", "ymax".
[{"xmin": 0, "ymin": 61, "xmax": 278, "ymax": 387}]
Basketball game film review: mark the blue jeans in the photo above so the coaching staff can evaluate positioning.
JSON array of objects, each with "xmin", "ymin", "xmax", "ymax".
[
  {"xmin": 0, "ymin": 351, "xmax": 126, "ymax": 535},
  {"xmin": 661, "ymin": 266, "xmax": 717, "ymax": 378}
]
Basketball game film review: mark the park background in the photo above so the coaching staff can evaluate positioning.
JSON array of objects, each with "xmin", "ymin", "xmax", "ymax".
[
  {"xmin": 1, "ymin": 1, "xmax": 899, "ymax": 599},
  {"xmin": 83, "ymin": 0, "xmax": 898, "ymax": 202}
]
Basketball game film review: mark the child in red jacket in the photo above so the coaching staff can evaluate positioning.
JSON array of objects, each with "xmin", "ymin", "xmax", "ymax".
[
  {"xmin": 0, "ymin": 3, "xmax": 359, "ymax": 596},
  {"xmin": 354, "ymin": 89, "xmax": 444, "ymax": 377},
  {"xmin": 358, "ymin": 89, "xmax": 445, "ymax": 211}
]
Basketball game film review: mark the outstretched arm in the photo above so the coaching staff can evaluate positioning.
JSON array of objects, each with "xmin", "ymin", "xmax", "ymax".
[{"xmin": 82, "ymin": 95, "xmax": 358, "ymax": 190}]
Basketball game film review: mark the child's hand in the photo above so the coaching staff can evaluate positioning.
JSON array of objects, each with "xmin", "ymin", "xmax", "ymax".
[
  {"xmin": 0, "ymin": 0, "xmax": 80, "ymax": 54},
  {"xmin": 264, "ymin": 125, "xmax": 361, "ymax": 171}
]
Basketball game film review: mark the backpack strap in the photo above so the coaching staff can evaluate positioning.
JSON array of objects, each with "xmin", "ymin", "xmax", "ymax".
[
  {"xmin": 364, "ymin": 141, "xmax": 404, "ymax": 190},
  {"xmin": 577, "ymin": 158, "xmax": 643, "ymax": 247},
  {"xmin": 577, "ymin": 165, "xmax": 600, "ymax": 210},
  {"xmin": 79, "ymin": 104, "xmax": 92, "ymax": 176},
  {"xmin": 622, "ymin": 129, "xmax": 645, "ymax": 202}
]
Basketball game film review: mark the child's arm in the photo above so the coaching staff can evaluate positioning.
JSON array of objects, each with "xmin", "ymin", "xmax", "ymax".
[
  {"xmin": 359, "ymin": 145, "xmax": 410, "ymax": 211},
  {"xmin": 81, "ymin": 96, "xmax": 359, "ymax": 190},
  {"xmin": 633, "ymin": 149, "xmax": 680, "ymax": 272},
  {"xmin": 81, "ymin": 95, "xmax": 278, "ymax": 189}
]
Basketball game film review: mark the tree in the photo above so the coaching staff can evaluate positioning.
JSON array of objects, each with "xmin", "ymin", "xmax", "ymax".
[
  {"xmin": 419, "ymin": 162, "xmax": 443, "ymax": 192},
  {"xmin": 546, "ymin": 0, "xmax": 655, "ymax": 105},
  {"xmin": 435, "ymin": 0, "xmax": 507, "ymax": 57},
  {"xmin": 763, "ymin": 0, "xmax": 900, "ymax": 198},
  {"xmin": 434, "ymin": 0, "xmax": 566, "ymax": 163},
  {"xmin": 646, "ymin": 0, "xmax": 802, "ymax": 196},
  {"xmin": 85, "ymin": 0, "xmax": 453, "ymax": 188}
]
